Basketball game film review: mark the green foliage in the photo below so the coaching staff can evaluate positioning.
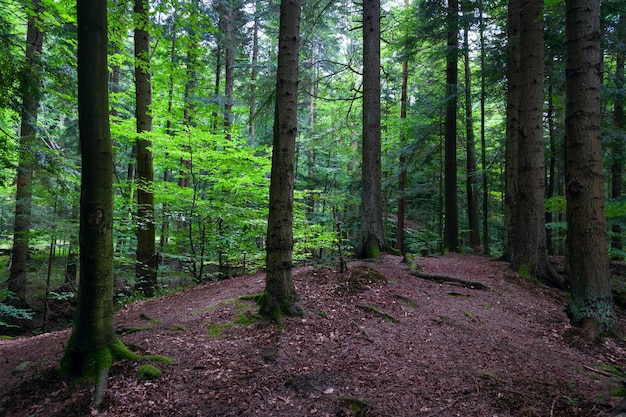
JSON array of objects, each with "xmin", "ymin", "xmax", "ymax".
[{"xmin": 0, "ymin": 290, "xmax": 34, "ymax": 330}]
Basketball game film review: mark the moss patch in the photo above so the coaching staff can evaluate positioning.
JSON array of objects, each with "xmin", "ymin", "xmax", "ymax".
[{"xmin": 137, "ymin": 364, "xmax": 163, "ymax": 381}]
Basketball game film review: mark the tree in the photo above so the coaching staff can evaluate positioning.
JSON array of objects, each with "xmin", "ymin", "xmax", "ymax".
[
  {"xmin": 443, "ymin": 0, "xmax": 459, "ymax": 252},
  {"xmin": 61, "ymin": 0, "xmax": 133, "ymax": 405},
  {"xmin": 134, "ymin": 0, "xmax": 157, "ymax": 297},
  {"xmin": 565, "ymin": 0, "xmax": 617, "ymax": 333},
  {"xmin": 7, "ymin": 0, "xmax": 44, "ymax": 305},
  {"xmin": 259, "ymin": 0, "xmax": 302, "ymax": 320},
  {"xmin": 359, "ymin": 0, "xmax": 386, "ymax": 258},
  {"xmin": 509, "ymin": 0, "xmax": 561, "ymax": 287}
]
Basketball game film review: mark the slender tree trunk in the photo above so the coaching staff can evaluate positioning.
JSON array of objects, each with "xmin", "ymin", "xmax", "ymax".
[
  {"xmin": 511, "ymin": 0, "xmax": 560, "ymax": 287},
  {"xmin": 134, "ymin": 0, "xmax": 157, "ymax": 297},
  {"xmin": 479, "ymin": 0, "xmax": 489, "ymax": 255},
  {"xmin": 224, "ymin": 3, "xmax": 235, "ymax": 139},
  {"xmin": 397, "ymin": 16, "xmax": 409, "ymax": 257},
  {"xmin": 504, "ymin": 0, "xmax": 520, "ymax": 261},
  {"xmin": 62, "ymin": 0, "xmax": 128, "ymax": 405},
  {"xmin": 443, "ymin": 0, "xmax": 459, "ymax": 252},
  {"xmin": 249, "ymin": 2, "xmax": 259, "ymax": 137},
  {"xmin": 359, "ymin": 0, "xmax": 386, "ymax": 258},
  {"xmin": 8, "ymin": 0, "xmax": 43, "ymax": 305},
  {"xmin": 463, "ymin": 16, "xmax": 480, "ymax": 249},
  {"xmin": 212, "ymin": 45, "xmax": 222, "ymax": 134},
  {"xmin": 260, "ymin": 0, "xmax": 302, "ymax": 320},
  {"xmin": 565, "ymin": 0, "xmax": 617, "ymax": 334}
]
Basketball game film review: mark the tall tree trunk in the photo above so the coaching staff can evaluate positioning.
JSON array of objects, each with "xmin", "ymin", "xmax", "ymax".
[
  {"xmin": 463, "ymin": 15, "xmax": 480, "ymax": 249},
  {"xmin": 224, "ymin": 3, "xmax": 235, "ymax": 139},
  {"xmin": 249, "ymin": 2, "xmax": 259, "ymax": 137},
  {"xmin": 260, "ymin": 0, "xmax": 302, "ymax": 320},
  {"xmin": 565, "ymin": 0, "xmax": 617, "ymax": 334},
  {"xmin": 8, "ymin": 0, "xmax": 43, "ymax": 305},
  {"xmin": 504, "ymin": 0, "xmax": 520, "ymax": 261},
  {"xmin": 359, "ymin": 0, "xmax": 386, "ymax": 258},
  {"xmin": 443, "ymin": 0, "xmax": 459, "ymax": 252},
  {"xmin": 479, "ymin": 0, "xmax": 489, "ymax": 255},
  {"xmin": 134, "ymin": 0, "xmax": 157, "ymax": 297},
  {"xmin": 397, "ymin": 6, "xmax": 409, "ymax": 257},
  {"xmin": 62, "ymin": 0, "xmax": 129, "ymax": 405},
  {"xmin": 212, "ymin": 45, "xmax": 222, "ymax": 134},
  {"xmin": 511, "ymin": 0, "xmax": 560, "ymax": 287}
]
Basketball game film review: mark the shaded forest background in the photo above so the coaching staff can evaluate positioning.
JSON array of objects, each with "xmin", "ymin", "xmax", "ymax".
[{"xmin": 0, "ymin": 0, "xmax": 624, "ymax": 331}]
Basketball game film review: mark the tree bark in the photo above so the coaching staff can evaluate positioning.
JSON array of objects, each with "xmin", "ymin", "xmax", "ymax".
[
  {"xmin": 62, "ymin": 0, "xmax": 131, "ymax": 405},
  {"xmin": 565, "ymin": 0, "xmax": 617, "ymax": 333},
  {"xmin": 359, "ymin": 0, "xmax": 386, "ymax": 258},
  {"xmin": 504, "ymin": 0, "xmax": 520, "ymax": 262},
  {"xmin": 511, "ymin": 0, "xmax": 561, "ymax": 287},
  {"xmin": 8, "ymin": 0, "xmax": 43, "ymax": 305},
  {"xmin": 443, "ymin": 0, "xmax": 459, "ymax": 252},
  {"xmin": 260, "ymin": 0, "xmax": 302, "ymax": 320},
  {"xmin": 134, "ymin": 0, "xmax": 157, "ymax": 297},
  {"xmin": 463, "ymin": 14, "xmax": 480, "ymax": 249}
]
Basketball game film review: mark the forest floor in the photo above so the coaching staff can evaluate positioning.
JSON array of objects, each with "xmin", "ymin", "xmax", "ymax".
[{"xmin": 1, "ymin": 253, "xmax": 626, "ymax": 417}]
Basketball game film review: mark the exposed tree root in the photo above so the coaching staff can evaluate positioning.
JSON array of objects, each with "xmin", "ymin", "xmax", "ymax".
[{"xmin": 411, "ymin": 271, "xmax": 490, "ymax": 291}]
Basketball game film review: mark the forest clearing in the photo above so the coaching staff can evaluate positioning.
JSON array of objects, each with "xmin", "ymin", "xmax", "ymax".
[{"xmin": 1, "ymin": 253, "xmax": 625, "ymax": 417}]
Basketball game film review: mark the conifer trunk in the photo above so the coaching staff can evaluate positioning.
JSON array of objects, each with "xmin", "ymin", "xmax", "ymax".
[
  {"xmin": 565, "ymin": 0, "xmax": 617, "ymax": 333},
  {"xmin": 260, "ymin": 0, "xmax": 301, "ymax": 319}
]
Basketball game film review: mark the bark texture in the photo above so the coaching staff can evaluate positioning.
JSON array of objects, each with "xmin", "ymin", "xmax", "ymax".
[
  {"xmin": 510, "ymin": 0, "xmax": 561, "ymax": 287},
  {"xmin": 62, "ymin": 0, "xmax": 130, "ymax": 406},
  {"xmin": 360, "ymin": 0, "xmax": 386, "ymax": 258},
  {"xmin": 565, "ymin": 0, "xmax": 617, "ymax": 333},
  {"xmin": 443, "ymin": 0, "xmax": 459, "ymax": 252},
  {"xmin": 260, "ymin": 0, "xmax": 301, "ymax": 320},
  {"xmin": 8, "ymin": 0, "xmax": 43, "ymax": 304},
  {"xmin": 134, "ymin": 0, "xmax": 157, "ymax": 297}
]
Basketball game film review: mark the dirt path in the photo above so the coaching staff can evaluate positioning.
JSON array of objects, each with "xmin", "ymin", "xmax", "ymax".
[{"xmin": 1, "ymin": 253, "xmax": 625, "ymax": 416}]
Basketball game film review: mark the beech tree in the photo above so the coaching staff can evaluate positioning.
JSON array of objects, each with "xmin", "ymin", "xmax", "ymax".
[
  {"xmin": 260, "ymin": 0, "xmax": 302, "ymax": 319},
  {"xmin": 61, "ymin": 0, "xmax": 132, "ymax": 405},
  {"xmin": 565, "ymin": 0, "xmax": 617, "ymax": 333}
]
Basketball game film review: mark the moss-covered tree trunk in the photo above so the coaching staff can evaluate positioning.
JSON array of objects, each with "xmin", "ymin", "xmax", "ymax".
[
  {"xmin": 360, "ymin": 0, "xmax": 386, "ymax": 259},
  {"xmin": 260, "ymin": 0, "xmax": 301, "ymax": 320},
  {"xmin": 565, "ymin": 0, "xmax": 617, "ymax": 334},
  {"xmin": 61, "ymin": 0, "xmax": 130, "ymax": 406},
  {"xmin": 8, "ymin": 0, "xmax": 43, "ymax": 305}
]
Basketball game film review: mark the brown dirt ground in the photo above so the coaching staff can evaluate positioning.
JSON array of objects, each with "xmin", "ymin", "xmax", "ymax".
[{"xmin": 0, "ymin": 253, "xmax": 625, "ymax": 417}]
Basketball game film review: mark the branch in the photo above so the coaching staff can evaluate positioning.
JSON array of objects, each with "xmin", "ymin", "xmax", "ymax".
[{"xmin": 411, "ymin": 270, "xmax": 490, "ymax": 291}]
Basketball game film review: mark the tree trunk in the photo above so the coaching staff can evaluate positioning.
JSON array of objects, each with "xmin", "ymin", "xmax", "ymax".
[
  {"xmin": 511, "ymin": 0, "xmax": 560, "ymax": 287},
  {"xmin": 62, "ymin": 0, "xmax": 131, "ymax": 405},
  {"xmin": 8, "ymin": 0, "xmax": 43, "ymax": 305},
  {"xmin": 224, "ymin": 3, "xmax": 234, "ymax": 139},
  {"xmin": 249, "ymin": 2, "xmax": 259, "ymax": 138},
  {"xmin": 443, "ymin": 0, "xmax": 459, "ymax": 253},
  {"xmin": 359, "ymin": 0, "xmax": 386, "ymax": 258},
  {"xmin": 504, "ymin": 0, "xmax": 520, "ymax": 262},
  {"xmin": 463, "ymin": 16, "xmax": 480, "ymax": 249},
  {"xmin": 565, "ymin": 0, "xmax": 617, "ymax": 333},
  {"xmin": 134, "ymin": 0, "xmax": 157, "ymax": 297},
  {"xmin": 479, "ymin": 0, "xmax": 489, "ymax": 255},
  {"xmin": 397, "ymin": 22, "xmax": 409, "ymax": 257},
  {"xmin": 260, "ymin": 0, "xmax": 302, "ymax": 320}
]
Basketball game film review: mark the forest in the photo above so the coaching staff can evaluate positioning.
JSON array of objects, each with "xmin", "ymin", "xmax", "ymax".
[{"xmin": 0, "ymin": 0, "xmax": 625, "ymax": 414}]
